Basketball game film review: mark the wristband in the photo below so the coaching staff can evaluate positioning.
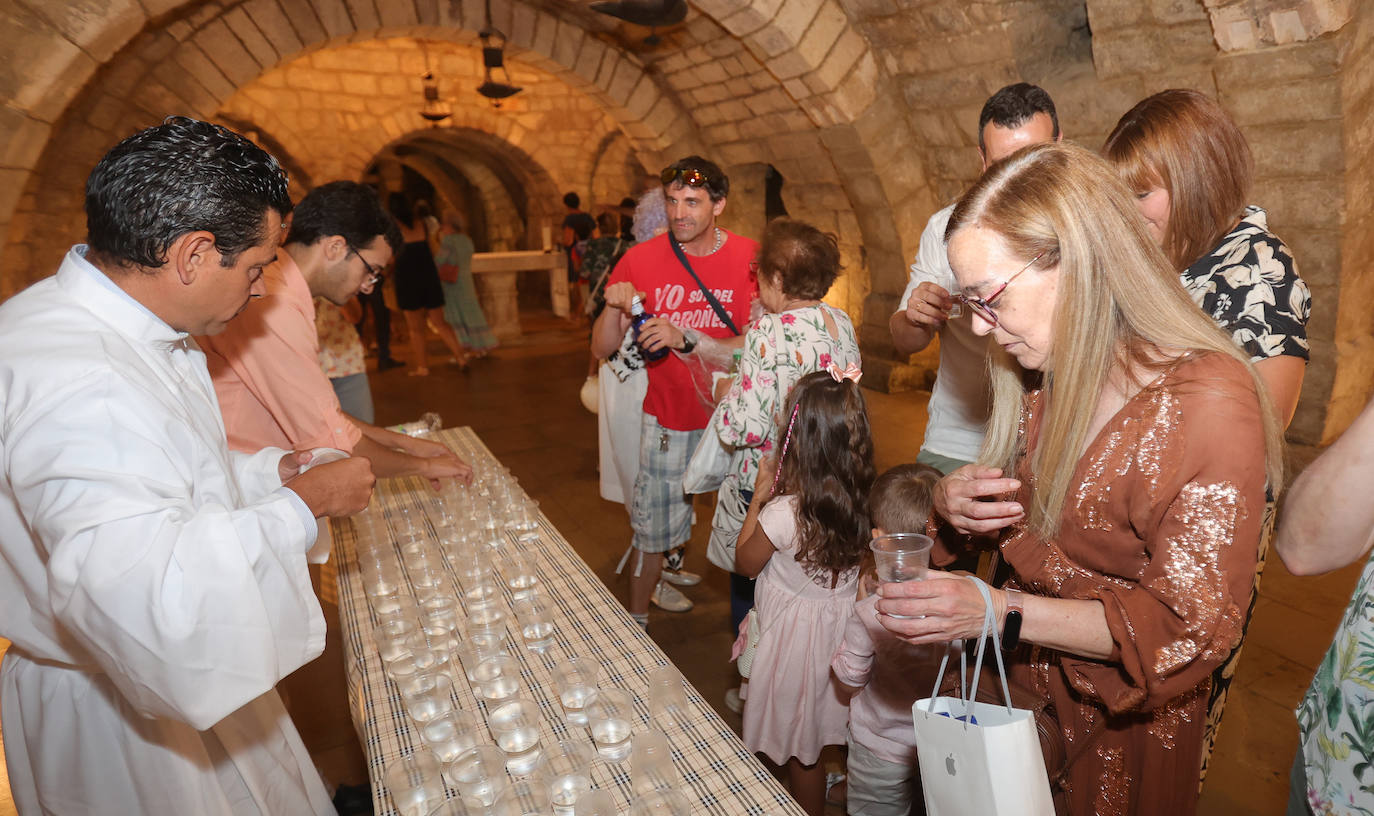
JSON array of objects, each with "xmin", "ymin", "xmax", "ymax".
[
  {"xmin": 680, "ymin": 334, "xmax": 696, "ymax": 353},
  {"xmin": 1002, "ymin": 588, "xmax": 1024, "ymax": 651}
]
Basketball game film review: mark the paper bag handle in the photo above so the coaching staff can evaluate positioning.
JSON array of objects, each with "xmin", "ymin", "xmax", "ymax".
[{"xmin": 921, "ymin": 576, "xmax": 1016, "ymax": 723}]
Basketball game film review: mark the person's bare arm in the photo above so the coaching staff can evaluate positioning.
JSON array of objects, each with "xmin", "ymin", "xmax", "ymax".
[
  {"xmin": 1276, "ymin": 391, "xmax": 1374, "ymax": 575},
  {"xmin": 1253, "ymin": 355, "xmax": 1306, "ymax": 429},
  {"xmin": 591, "ymin": 281, "xmax": 637, "ymax": 359},
  {"xmin": 348, "ymin": 419, "xmax": 472, "ymax": 487}
]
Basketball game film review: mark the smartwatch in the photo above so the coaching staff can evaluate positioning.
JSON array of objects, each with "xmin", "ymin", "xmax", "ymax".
[
  {"xmin": 1001, "ymin": 589, "xmax": 1024, "ymax": 651},
  {"xmin": 680, "ymin": 334, "xmax": 696, "ymax": 354}
]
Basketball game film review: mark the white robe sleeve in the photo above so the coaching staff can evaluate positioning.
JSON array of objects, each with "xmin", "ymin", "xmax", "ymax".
[
  {"xmin": 6, "ymin": 376, "xmax": 326, "ymax": 731},
  {"xmin": 229, "ymin": 447, "xmax": 289, "ymax": 501}
]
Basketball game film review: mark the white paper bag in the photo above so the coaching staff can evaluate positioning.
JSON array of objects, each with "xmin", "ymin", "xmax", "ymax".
[
  {"xmin": 681, "ymin": 421, "xmax": 733, "ymax": 495},
  {"xmin": 912, "ymin": 576, "xmax": 1055, "ymax": 816}
]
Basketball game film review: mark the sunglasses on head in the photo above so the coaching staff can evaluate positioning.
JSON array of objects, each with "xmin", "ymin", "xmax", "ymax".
[{"xmin": 660, "ymin": 166, "xmax": 715, "ymax": 188}]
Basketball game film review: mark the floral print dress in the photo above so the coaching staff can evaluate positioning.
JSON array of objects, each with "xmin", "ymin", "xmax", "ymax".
[
  {"xmin": 1296, "ymin": 551, "xmax": 1374, "ymax": 816},
  {"xmin": 707, "ymin": 304, "xmax": 860, "ymax": 559}
]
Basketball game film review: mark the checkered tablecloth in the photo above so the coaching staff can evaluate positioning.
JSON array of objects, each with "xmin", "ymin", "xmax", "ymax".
[{"xmin": 333, "ymin": 427, "xmax": 804, "ymax": 815}]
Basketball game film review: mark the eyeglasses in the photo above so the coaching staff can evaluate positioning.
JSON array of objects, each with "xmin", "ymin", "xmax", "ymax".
[
  {"xmin": 349, "ymin": 246, "xmax": 384, "ymax": 289},
  {"xmin": 953, "ymin": 251, "xmax": 1045, "ymax": 328},
  {"xmin": 660, "ymin": 166, "xmax": 715, "ymax": 188}
]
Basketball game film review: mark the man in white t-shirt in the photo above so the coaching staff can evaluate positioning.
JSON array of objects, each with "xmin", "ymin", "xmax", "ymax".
[{"xmin": 890, "ymin": 83, "xmax": 1061, "ymax": 474}]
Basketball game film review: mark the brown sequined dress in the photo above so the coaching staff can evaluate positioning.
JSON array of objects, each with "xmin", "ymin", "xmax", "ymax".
[{"xmin": 946, "ymin": 352, "xmax": 1268, "ymax": 816}]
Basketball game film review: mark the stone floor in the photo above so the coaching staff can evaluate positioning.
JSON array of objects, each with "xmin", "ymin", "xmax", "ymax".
[{"xmin": 0, "ymin": 312, "xmax": 1361, "ymax": 814}]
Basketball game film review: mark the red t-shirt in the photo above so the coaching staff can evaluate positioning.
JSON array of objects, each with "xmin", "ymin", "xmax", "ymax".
[{"xmin": 608, "ymin": 230, "xmax": 758, "ymax": 431}]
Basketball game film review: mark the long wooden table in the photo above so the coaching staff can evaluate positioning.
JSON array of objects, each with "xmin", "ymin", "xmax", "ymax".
[{"xmin": 333, "ymin": 427, "xmax": 803, "ymax": 815}]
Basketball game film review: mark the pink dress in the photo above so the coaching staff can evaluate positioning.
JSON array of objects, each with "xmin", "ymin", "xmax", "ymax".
[{"xmin": 742, "ymin": 495, "xmax": 857, "ymax": 765}]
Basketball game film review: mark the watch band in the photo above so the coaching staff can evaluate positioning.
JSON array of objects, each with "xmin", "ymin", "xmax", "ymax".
[
  {"xmin": 680, "ymin": 334, "xmax": 696, "ymax": 353},
  {"xmin": 1002, "ymin": 589, "xmax": 1024, "ymax": 651}
]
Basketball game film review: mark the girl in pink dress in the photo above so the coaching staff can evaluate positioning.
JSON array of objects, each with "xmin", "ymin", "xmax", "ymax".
[{"xmin": 735, "ymin": 368, "xmax": 876, "ymax": 815}]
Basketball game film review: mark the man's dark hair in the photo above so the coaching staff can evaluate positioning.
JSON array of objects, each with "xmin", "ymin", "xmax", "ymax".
[
  {"xmin": 663, "ymin": 155, "xmax": 729, "ymax": 201},
  {"xmin": 85, "ymin": 116, "xmax": 292, "ymax": 269},
  {"xmin": 596, "ymin": 211, "xmax": 619, "ymax": 236},
  {"xmin": 977, "ymin": 83, "xmax": 1060, "ymax": 154},
  {"xmin": 287, "ymin": 181, "xmax": 403, "ymax": 255},
  {"xmin": 563, "ymin": 191, "xmax": 580, "ymax": 209}
]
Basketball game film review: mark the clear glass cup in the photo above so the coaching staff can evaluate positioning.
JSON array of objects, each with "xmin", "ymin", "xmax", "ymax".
[
  {"xmin": 646, "ymin": 665, "xmax": 688, "ymax": 728},
  {"xmin": 421, "ymin": 594, "xmax": 462, "ymax": 637},
  {"xmin": 387, "ymin": 639, "xmax": 443, "ymax": 686},
  {"xmin": 513, "ymin": 596, "xmax": 556, "ymax": 652},
  {"xmin": 486, "ymin": 697, "xmax": 543, "ymax": 774},
  {"xmin": 410, "ymin": 563, "xmax": 448, "ymax": 592},
  {"xmin": 456, "ymin": 633, "xmax": 510, "ymax": 683},
  {"xmin": 585, "ymin": 688, "xmax": 635, "ymax": 761},
  {"xmin": 401, "ymin": 672, "xmax": 455, "ymax": 725},
  {"xmin": 464, "ymin": 577, "xmax": 503, "ymax": 611},
  {"xmin": 572, "ymin": 790, "xmax": 617, "ymax": 816},
  {"xmin": 549, "ymin": 657, "xmax": 599, "ymax": 726},
  {"xmin": 473, "ymin": 654, "xmax": 522, "ymax": 703},
  {"xmin": 363, "ymin": 559, "xmax": 407, "ymax": 600},
  {"xmin": 870, "ymin": 532, "xmax": 934, "ymax": 619},
  {"xmin": 419, "ymin": 709, "xmax": 484, "ymax": 764},
  {"xmin": 446, "ymin": 745, "xmax": 511, "ymax": 807},
  {"xmin": 541, "ymin": 738, "xmax": 594, "ymax": 813},
  {"xmin": 627, "ymin": 790, "xmax": 691, "ymax": 816},
  {"xmin": 629, "ymin": 729, "xmax": 679, "ymax": 795},
  {"xmin": 384, "ymin": 748, "xmax": 446, "ymax": 816}
]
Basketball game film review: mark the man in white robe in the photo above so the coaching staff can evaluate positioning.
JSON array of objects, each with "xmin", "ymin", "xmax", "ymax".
[{"xmin": 0, "ymin": 117, "xmax": 374, "ymax": 814}]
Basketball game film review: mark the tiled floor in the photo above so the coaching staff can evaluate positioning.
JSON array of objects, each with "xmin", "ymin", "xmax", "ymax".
[{"xmin": 0, "ymin": 313, "xmax": 1360, "ymax": 814}]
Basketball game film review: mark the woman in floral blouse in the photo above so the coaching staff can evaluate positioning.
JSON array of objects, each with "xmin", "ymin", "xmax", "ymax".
[
  {"xmin": 1104, "ymin": 87, "xmax": 1313, "ymax": 786},
  {"xmin": 709, "ymin": 218, "xmax": 861, "ymax": 630},
  {"xmin": 1104, "ymin": 88, "xmax": 1312, "ymax": 428}
]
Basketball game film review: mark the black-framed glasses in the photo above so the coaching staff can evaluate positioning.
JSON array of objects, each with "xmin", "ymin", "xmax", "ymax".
[
  {"xmin": 953, "ymin": 251, "xmax": 1045, "ymax": 328},
  {"xmin": 660, "ymin": 166, "xmax": 715, "ymax": 188},
  {"xmin": 349, "ymin": 246, "xmax": 384, "ymax": 289}
]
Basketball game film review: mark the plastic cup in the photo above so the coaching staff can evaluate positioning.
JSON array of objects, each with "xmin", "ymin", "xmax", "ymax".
[
  {"xmin": 550, "ymin": 657, "xmax": 599, "ymax": 726},
  {"xmin": 513, "ymin": 596, "xmax": 556, "ymax": 652},
  {"xmin": 375, "ymin": 618, "xmax": 419, "ymax": 664},
  {"xmin": 585, "ymin": 688, "xmax": 635, "ymax": 761},
  {"xmin": 870, "ymin": 532, "xmax": 934, "ymax": 583},
  {"xmin": 385, "ymin": 749, "xmax": 446, "ymax": 816},
  {"xmin": 419, "ymin": 709, "xmax": 484, "ymax": 764},
  {"xmin": 372, "ymin": 593, "xmax": 420, "ymax": 625},
  {"xmin": 495, "ymin": 776, "xmax": 554, "ymax": 816},
  {"xmin": 541, "ymin": 738, "xmax": 594, "ymax": 813},
  {"xmin": 629, "ymin": 729, "xmax": 679, "ymax": 794},
  {"xmin": 572, "ymin": 790, "xmax": 617, "ymax": 816},
  {"xmin": 500, "ymin": 552, "xmax": 541, "ymax": 600},
  {"xmin": 486, "ymin": 697, "xmax": 543, "ymax": 774},
  {"xmin": 446, "ymin": 745, "xmax": 512, "ymax": 807},
  {"xmin": 401, "ymin": 672, "xmax": 455, "ymax": 725},
  {"xmin": 473, "ymin": 655, "xmax": 522, "ymax": 703},
  {"xmin": 627, "ymin": 790, "xmax": 691, "ymax": 816},
  {"xmin": 646, "ymin": 665, "xmax": 688, "ymax": 728}
]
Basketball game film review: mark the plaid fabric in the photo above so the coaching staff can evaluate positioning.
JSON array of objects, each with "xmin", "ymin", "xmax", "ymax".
[
  {"xmin": 334, "ymin": 427, "xmax": 803, "ymax": 815},
  {"xmin": 629, "ymin": 414, "xmax": 703, "ymax": 554}
]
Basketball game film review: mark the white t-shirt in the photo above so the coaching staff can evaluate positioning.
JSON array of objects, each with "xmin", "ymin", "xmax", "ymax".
[{"xmin": 894, "ymin": 204, "xmax": 993, "ymax": 464}]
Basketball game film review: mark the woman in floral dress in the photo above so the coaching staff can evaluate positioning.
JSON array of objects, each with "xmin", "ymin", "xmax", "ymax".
[{"xmin": 709, "ymin": 218, "xmax": 861, "ymax": 631}]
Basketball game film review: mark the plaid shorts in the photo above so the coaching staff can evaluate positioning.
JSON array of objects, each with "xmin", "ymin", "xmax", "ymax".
[{"xmin": 629, "ymin": 413, "xmax": 703, "ymax": 554}]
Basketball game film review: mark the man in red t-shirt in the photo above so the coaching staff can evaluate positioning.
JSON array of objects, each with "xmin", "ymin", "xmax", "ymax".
[{"xmin": 591, "ymin": 156, "xmax": 758, "ymax": 628}]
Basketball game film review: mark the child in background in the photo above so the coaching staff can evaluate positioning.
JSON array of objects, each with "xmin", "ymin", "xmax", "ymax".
[
  {"xmin": 831, "ymin": 463, "xmax": 944, "ymax": 816},
  {"xmin": 735, "ymin": 368, "xmax": 876, "ymax": 816}
]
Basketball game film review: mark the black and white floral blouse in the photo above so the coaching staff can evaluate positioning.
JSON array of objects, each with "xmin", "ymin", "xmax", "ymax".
[{"xmin": 1181, "ymin": 205, "xmax": 1311, "ymax": 362}]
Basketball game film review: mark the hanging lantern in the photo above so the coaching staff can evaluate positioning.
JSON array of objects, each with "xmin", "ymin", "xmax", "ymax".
[
  {"xmin": 476, "ymin": 1, "xmax": 522, "ymax": 107},
  {"xmin": 419, "ymin": 71, "xmax": 452, "ymax": 124}
]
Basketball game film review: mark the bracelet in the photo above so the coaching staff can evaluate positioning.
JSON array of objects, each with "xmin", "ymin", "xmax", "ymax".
[{"xmin": 680, "ymin": 334, "xmax": 696, "ymax": 353}]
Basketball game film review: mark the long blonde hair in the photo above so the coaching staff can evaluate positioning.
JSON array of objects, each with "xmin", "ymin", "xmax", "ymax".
[{"xmin": 946, "ymin": 142, "xmax": 1283, "ymax": 539}]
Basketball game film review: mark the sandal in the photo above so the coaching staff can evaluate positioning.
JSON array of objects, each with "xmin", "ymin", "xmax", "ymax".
[{"xmin": 825, "ymin": 772, "xmax": 847, "ymax": 807}]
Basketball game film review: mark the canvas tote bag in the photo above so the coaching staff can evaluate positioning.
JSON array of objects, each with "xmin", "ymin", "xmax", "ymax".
[{"xmin": 912, "ymin": 576, "xmax": 1055, "ymax": 816}]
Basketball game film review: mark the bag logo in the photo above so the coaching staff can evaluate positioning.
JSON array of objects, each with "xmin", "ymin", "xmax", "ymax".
[{"xmin": 945, "ymin": 754, "xmax": 958, "ymax": 777}]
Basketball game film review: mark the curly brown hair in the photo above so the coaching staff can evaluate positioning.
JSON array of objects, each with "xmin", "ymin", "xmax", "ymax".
[
  {"xmin": 755, "ymin": 218, "xmax": 842, "ymax": 301},
  {"xmin": 774, "ymin": 370, "xmax": 876, "ymax": 582}
]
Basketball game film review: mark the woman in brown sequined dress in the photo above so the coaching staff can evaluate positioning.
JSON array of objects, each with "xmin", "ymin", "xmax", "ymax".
[{"xmin": 875, "ymin": 142, "xmax": 1285, "ymax": 816}]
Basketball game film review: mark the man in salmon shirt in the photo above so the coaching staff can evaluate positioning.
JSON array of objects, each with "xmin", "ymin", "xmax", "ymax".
[{"xmin": 591, "ymin": 156, "xmax": 758, "ymax": 629}]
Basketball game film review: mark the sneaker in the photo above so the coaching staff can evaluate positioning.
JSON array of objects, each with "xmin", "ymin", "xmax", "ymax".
[
  {"xmin": 650, "ymin": 580, "xmax": 693, "ymax": 612},
  {"xmin": 660, "ymin": 568, "xmax": 701, "ymax": 587},
  {"xmin": 724, "ymin": 687, "xmax": 743, "ymax": 714}
]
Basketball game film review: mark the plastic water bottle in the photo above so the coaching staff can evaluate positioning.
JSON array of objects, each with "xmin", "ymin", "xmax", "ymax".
[{"xmin": 629, "ymin": 295, "xmax": 669, "ymax": 362}]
